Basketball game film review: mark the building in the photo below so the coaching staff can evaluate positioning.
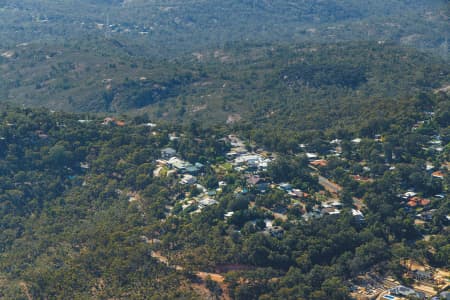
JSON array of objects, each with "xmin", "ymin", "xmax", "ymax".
[
  {"xmin": 168, "ymin": 157, "xmax": 190, "ymax": 171},
  {"xmin": 185, "ymin": 165, "xmax": 200, "ymax": 175},
  {"xmin": 102, "ymin": 117, "xmax": 125, "ymax": 126},
  {"xmin": 413, "ymin": 270, "xmax": 433, "ymax": 282},
  {"xmin": 439, "ymin": 291, "xmax": 450, "ymax": 300},
  {"xmin": 407, "ymin": 197, "xmax": 431, "ymax": 208},
  {"xmin": 278, "ymin": 183, "xmax": 292, "ymax": 191},
  {"xmin": 432, "ymin": 171, "xmax": 445, "ymax": 179},
  {"xmin": 267, "ymin": 226, "xmax": 284, "ymax": 238},
  {"xmin": 310, "ymin": 159, "xmax": 328, "ymax": 167},
  {"xmin": 198, "ymin": 198, "xmax": 218, "ymax": 208},
  {"xmin": 306, "ymin": 152, "xmax": 319, "ymax": 160},
  {"xmin": 161, "ymin": 147, "xmax": 177, "ymax": 159},
  {"xmin": 352, "ymin": 209, "xmax": 365, "ymax": 223},
  {"xmin": 247, "ymin": 175, "xmax": 261, "ymax": 186},
  {"xmin": 302, "ymin": 211, "xmax": 323, "ymax": 221},
  {"xmin": 224, "ymin": 211, "xmax": 234, "ymax": 219},
  {"xmin": 180, "ymin": 174, "xmax": 196, "ymax": 185},
  {"xmin": 389, "ymin": 286, "xmax": 425, "ymax": 299},
  {"xmin": 288, "ymin": 189, "xmax": 304, "ymax": 198}
]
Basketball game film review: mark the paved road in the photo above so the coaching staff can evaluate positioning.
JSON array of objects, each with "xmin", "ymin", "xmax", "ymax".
[
  {"xmin": 318, "ymin": 175, "xmax": 342, "ymax": 194},
  {"xmin": 317, "ymin": 175, "xmax": 366, "ymax": 209}
]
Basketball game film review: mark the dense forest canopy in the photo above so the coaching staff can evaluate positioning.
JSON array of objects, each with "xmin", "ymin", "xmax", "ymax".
[
  {"xmin": 0, "ymin": 40, "xmax": 449, "ymax": 127},
  {"xmin": 0, "ymin": 0, "xmax": 448, "ymax": 57}
]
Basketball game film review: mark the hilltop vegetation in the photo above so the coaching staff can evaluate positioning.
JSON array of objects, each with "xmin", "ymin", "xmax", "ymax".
[
  {"xmin": 0, "ymin": 0, "xmax": 448, "ymax": 57},
  {"xmin": 0, "ymin": 38, "xmax": 201, "ymax": 112},
  {"xmin": 1, "ymin": 39, "xmax": 449, "ymax": 136}
]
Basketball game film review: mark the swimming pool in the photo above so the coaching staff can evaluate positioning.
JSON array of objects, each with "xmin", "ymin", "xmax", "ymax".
[{"xmin": 383, "ymin": 295, "xmax": 396, "ymax": 300}]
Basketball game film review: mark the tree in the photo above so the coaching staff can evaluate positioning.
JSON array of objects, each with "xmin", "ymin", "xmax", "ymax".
[{"xmin": 205, "ymin": 276, "xmax": 223, "ymax": 299}]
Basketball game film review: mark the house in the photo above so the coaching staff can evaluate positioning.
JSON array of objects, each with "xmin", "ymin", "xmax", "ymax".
[
  {"xmin": 306, "ymin": 153, "xmax": 318, "ymax": 160},
  {"xmin": 168, "ymin": 157, "xmax": 190, "ymax": 171},
  {"xmin": 264, "ymin": 219, "xmax": 274, "ymax": 228},
  {"xmin": 228, "ymin": 135, "xmax": 246, "ymax": 147},
  {"xmin": 416, "ymin": 209, "xmax": 436, "ymax": 222},
  {"xmin": 302, "ymin": 211, "xmax": 323, "ymax": 221},
  {"xmin": 180, "ymin": 174, "xmax": 196, "ymax": 185},
  {"xmin": 36, "ymin": 130, "xmax": 49, "ymax": 139},
  {"xmin": 273, "ymin": 205, "xmax": 288, "ymax": 215},
  {"xmin": 156, "ymin": 159, "xmax": 169, "ymax": 166},
  {"xmin": 288, "ymin": 189, "xmax": 304, "ymax": 198},
  {"xmin": 169, "ymin": 133, "xmax": 180, "ymax": 141},
  {"xmin": 195, "ymin": 162, "xmax": 205, "ymax": 170},
  {"xmin": 407, "ymin": 197, "xmax": 431, "ymax": 208},
  {"xmin": 352, "ymin": 209, "xmax": 365, "ymax": 223},
  {"xmin": 330, "ymin": 139, "xmax": 341, "ymax": 145},
  {"xmin": 412, "ymin": 121, "xmax": 424, "ymax": 130},
  {"xmin": 413, "ymin": 270, "xmax": 433, "ymax": 282},
  {"xmin": 198, "ymin": 198, "xmax": 218, "ymax": 208},
  {"xmin": 446, "ymin": 215, "xmax": 450, "ymax": 223},
  {"xmin": 432, "ymin": 171, "xmax": 445, "ymax": 179},
  {"xmin": 351, "ymin": 175, "xmax": 372, "ymax": 182},
  {"xmin": 310, "ymin": 159, "xmax": 328, "ymax": 167},
  {"xmin": 331, "ymin": 201, "xmax": 343, "ymax": 208},
  {"xmin": 278, "ymin": 183, "xmax": 292, "ymax": 192},
  {"xmin": 267, "ymin": 226, "xmax": 284, "ymax": 238},
  {"xmin": 429, "ymin": 137, "xmax": 442, "ymax": 146},
  {"xmin": 444, "ymin": 161, "xmax": 450, "ymax": 171},
  {"xmin": 439, "ymin": 291, "xmax": 450, "ymax": 300},
  {"xmin": 233, "ymin": 147, "xmax": 248, "ymax": 155},
  {"xmin": 161, "ymin": 147, "xmax": 177, "ymax": 159},
  {"xmin": 401, "ymin": 191, "xmax": 417, "ymax": 200},
  {"xmin": 224, "ymin": 211, "xmax": 234, "ymax": 219},
  {"xmin": 196, "ymin": 184, "xmax": 207, "ymax": 193},
  {"xmin": 185, "ymin": 165, "xmax": 200, "ymax": 175},
  {"xmin": 247, "ymin": 175, "xmax": 261, "ymax": 186},
  {"xmin": 235, "ymin": 154, "xmax": 261, "ymax": 165},
  {"xmin": 256, "ymin": 182, "xmax": 270, "ymax": 193},
  {"xmin": 102, "ymin": 117, "xmax": 125, "ymax": 126},
  {"xmin": 322, "ymin": 207, "xmax": 341, "ymax": 215},
  {"xmin": 226, "ymin": 151, "xmax": 238, "ymax": 159},
  {"xmin": 389, "ymin": 286, "xmax": 424, "ymax": 299}
]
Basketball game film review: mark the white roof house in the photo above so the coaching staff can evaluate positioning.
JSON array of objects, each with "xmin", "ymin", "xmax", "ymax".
[
  {"xmin": 199, "ymin": 198, "xmax": 218, "ymax": 208},
  {"xmin": 180, "ymin": 174, "xmax": 197, "ymax": 185}
]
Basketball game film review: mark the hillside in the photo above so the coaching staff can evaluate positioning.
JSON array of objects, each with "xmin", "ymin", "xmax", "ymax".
[
  {"xmin": 0, "ymin": 38, "xmax": 201, "ymax": 112},
  {"xmin": 0, "ymin": 1, "xmax": 449, "ymax": 299},
  {"xmin": 1, "ymin": 40, "xmax": 449, "ymax": 136},
  {"xmin": 0, "ymin": 91, "xmax": 448, "ymax": 298},
  {"xmin": 0, "ymin": 0, "xmax": 448, "ymax": 57}
]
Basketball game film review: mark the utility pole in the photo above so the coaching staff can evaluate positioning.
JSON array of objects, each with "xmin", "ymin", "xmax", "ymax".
[
  {"xmin": 442, "ymin": 36, "xmax": 448, "ymax": 58},
  {"xmin": 105, "ymin": 13, "xmax": 111, "ymax": 39}
]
